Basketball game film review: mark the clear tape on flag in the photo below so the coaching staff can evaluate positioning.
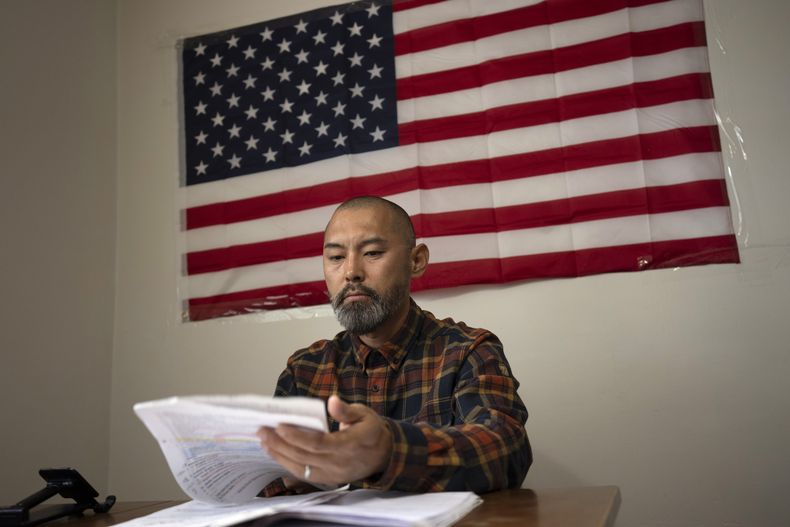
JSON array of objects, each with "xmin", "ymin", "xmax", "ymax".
[{"xmin": 173, "ymin": 0, "xmax": 747, "ymax": 324}]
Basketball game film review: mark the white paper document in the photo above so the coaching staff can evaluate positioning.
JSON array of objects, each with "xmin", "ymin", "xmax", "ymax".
[
  {"xmin": 134, "ymin": 395, "xmax": 328, "ymax": 505},
  {"xmin": 112, "ymin": 490, "xmax": 481, "ymax": 527}
]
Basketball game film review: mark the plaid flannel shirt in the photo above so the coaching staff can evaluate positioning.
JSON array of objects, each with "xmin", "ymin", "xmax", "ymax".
[{"xmin": 263, "ymin": 299, "xmax": 531, "ymax": 495}]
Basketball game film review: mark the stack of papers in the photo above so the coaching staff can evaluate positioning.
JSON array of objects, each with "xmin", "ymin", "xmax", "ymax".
[{"xmin": 113, "ymin": 489, "xmax": 481, "ymax": 527}]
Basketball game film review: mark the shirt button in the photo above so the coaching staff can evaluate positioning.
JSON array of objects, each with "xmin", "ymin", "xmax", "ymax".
[{"xmin": 371, "ymin": 384, "xmax": 380, "ymax": 392}]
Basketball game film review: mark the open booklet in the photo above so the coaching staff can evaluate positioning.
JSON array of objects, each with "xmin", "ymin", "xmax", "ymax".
[{"xmin": 132, "ymin": 394, "xmax": 482, "ymax": 527}]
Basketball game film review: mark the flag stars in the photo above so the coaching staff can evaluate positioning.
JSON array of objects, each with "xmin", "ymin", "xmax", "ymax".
[
  {"xmin": 331, "ymin": 42, "xmax": 345, "ymax": 56},
  {"xmin": 369, "ymin": 94, "xmax": 385, "ymax": 110},
  {"xmin": 330, "ymin": 11, "xmax": 343, "ymax": 25},
  {"xmin": 348, "ymin": 52, "xmax": 364, "ymax": 67},
  {"xmin": 332, "ymin": 101, "xmax": 346, "ymax": 116},
  {"xmin": 260, "ymin": 56, "xmax": 275, "ymax": 70},
  {"xmin": 350, "ymin": 114, "xmax": 366, "ymax": 129},
  {"xmin": 242, "ymin": 74, "xmax": 257, "ymax": 89},
  {"xmin": 280, "ymin": 129, "xmax": 295, "ymax": 144},
  {"xmin": 367, "ymin": 34, "xmax": 383, "ymax": 48},
  {"xmin": 295, "ymin": 19, "xmax": 308, "ymax": 34},
  {"xmin": 370, "ymin": 126, "xmax": 386, "ymax": 142},
  {"xmin": 278, "ymin": 68, "xmax": 292, "ymax": 83},
  {"xmin": 315, "ymin": 121, "xmax": 330, "ymax": 137},
  {"xmin": 277, "ymin": 38, "xmax": 292, "ymax": 53},
  {"xmin": 194, "ymin": 43, "xmax": 207, "ymax": 56},
  {"xmin": 298, "ymin": 141, "xmax": 313, "ymax": 157},
  {"xmin": 242, "ymin": 45, "xmax": 257, "ymax": 60},
  {"xmin": 366, "ymin": 3, "xmax": 381, "ymax": 17},
  {"xmin": 263, "ymin": 147, "xmax": 277, "ymax": 162},
  {"xmin": 260, "ymin": 27, "xmax": 273, "ymax": 41},
  {"xmin": 195, "ymin": 130, "xmax": 208, "ymax": 144},
  {"xmin": 262, "ymin": 116, "xmax": 277, "ymax": 131},
  {"xmin": 261, "ymin": 86, "xmax": 276, "ymax": 101},
  {"xmin": 227, "ymin": 154, "xmax": 242, "ymax": 168},
  {"xmin": 297, "ymin": 110, "xmax": 312, "ymax": 126},
  {"xmin": 195, "ymin": 160, "xmax": 208, "ymax": 175},
  {"xmin": 368, "ymin": 64, "xmax": 383, "ymax": 79},
  {"xmin": 333, "ymin": 133, "xmax": 347, "ymax": 148},
  {"xmin": 332, "ymin": 71, "xmax": 346, "ymax": 86},
  {"xmin": 244, "ymin": 105, "xmax": 259, "ymax": 119},
  {"xmin": 210, "ymin": 53, "xmax": 222, "ymax": 67},
  {"xmin": 209, "ymin": 82, "xmax": 223, "ymax": 96},
  {"xmin": 348, "ymin": 22, "xmax": 363, "ymax": 37},
  {"xmin": 314, "ymin": 61, "xmax": 329, "ymax": 76},
  {"xmin": 295, "ymin": 49, "xmax": 310, "ymax": 64},
  {"xmin": 194, "ymin": 72, "xmax": 206, "ymax": 85},
  {"xmin": 194, "ymin": 101, "xmax": 208, "ymax": 115},
  {"xmin": 226, "ymin": 35, "xmax": 239, "ymax": 48},
  {"xmin": 228, "ymin": 124, "xmax": 242, "ymax": 138},
  {"xmin": 245, "ymin": 135, "xmax": 259, "ymax": 150},
  {"xmin": 315, "ymin": 91, "xmax": 329, "ymax": 106},
  {"xmin": 280, "ymin": 99, "xmax": 294, "ymax": 113},
  {"xmin": 313, "ymin": 30, "xmax": 327, "ymax": 45},
  {"xmin": 211, "ymin": 113, "xmax": 225, "ymax": 127},
  {"xmin": 226, "ymin": 63, "xmax": 240, "ymax": 77},
  {"xmin": 226, "ymin": 93, "xmax": 240, "ymax": 108},
  {"xmin": 296, "ymin": 80, "xmax": 311, "ymax": 95},
  {"xmin": 211, "ymin": 142, "xmax": 225, "ymax": 157},
  {"xmin": 349, "ymin": 83, "xmax": 365, "ymax": 98}
]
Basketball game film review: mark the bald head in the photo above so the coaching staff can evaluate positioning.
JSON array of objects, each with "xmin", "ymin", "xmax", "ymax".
[{"xmin": 329, "ymin": 196, "xmax": 416, "ymax": 247}]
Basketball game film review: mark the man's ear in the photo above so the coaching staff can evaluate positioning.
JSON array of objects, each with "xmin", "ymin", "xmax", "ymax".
[{"xmin": 410, "ymin": 243, "xmax": 430, "ymax": 278}]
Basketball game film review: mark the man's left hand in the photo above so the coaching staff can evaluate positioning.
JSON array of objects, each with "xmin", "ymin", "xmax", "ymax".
[{"xmin": 257, "ymin": 395, "xmax": 393, "ymax": 486}]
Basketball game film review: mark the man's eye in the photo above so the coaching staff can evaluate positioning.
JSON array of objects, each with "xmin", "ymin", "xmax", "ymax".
[
  {"xmin": 327, "ymin": 255, "xmax": 344, "ymax": 262},
  {"xmin": 365, "ymin": 251, "xmax": 383, "ymax": 257}
]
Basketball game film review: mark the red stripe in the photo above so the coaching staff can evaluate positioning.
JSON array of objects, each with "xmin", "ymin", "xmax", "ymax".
[
  {"xmin": 392, "ymin": 0, "xmax": 446, "ymax": 12},
  {"xmin": 188, "ymin": 280, "xmax": 328, "ymax": 321},
  {"xmin": 186, "ymin": 125, "xmax": 720, "ymax": 231},
  {"xmin": 397, "ymin": 21, "xmax": 707, "ymax": 100},
  {"xmin": 187, "ymin": 234, "xmax": 739, "ymax": 320},
  {"xmin": 394, "ymin": 0, "xmax": 670, "ymax": 55},
  {"xmin": 399, "ymin": 72, "xmax": 713, "ymax": 145},
  {"xmin": 414, "ymin": 234, "xmax": 739, "ymax": 289},
  {"xmin": 187, "ymin": 179, "xmax": 729, "ymax": 275}
]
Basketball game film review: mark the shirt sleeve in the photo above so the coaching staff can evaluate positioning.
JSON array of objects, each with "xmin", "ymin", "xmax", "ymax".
[{"xmin": 358, "ymin": 334, "xmax": 532, "ymax": 493}]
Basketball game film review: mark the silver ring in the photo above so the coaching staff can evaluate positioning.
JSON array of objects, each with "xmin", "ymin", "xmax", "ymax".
[{"xmin": 303, "ymin": 464, "xmax": 311, "ymax": 480}]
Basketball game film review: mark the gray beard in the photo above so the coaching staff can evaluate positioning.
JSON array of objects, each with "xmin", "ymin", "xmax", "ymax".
[{"xmin": 331, "ymin": 281, "xmax": 409, "ymax": 334}]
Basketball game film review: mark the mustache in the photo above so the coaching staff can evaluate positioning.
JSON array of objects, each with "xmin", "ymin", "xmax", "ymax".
[{"xmin": 332, "ymin": 284, "xmax": 379, "ymax": 305}]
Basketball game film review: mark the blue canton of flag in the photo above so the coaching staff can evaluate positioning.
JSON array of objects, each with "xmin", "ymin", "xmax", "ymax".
[{"xmin": 181, "ymin": 1, "xmax": 397, "ymax": 186}]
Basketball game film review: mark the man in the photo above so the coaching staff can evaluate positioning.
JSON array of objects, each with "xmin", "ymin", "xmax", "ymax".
[{"xmin": 258, "ymin": 196, "xmax": 531, "ymax": 494}]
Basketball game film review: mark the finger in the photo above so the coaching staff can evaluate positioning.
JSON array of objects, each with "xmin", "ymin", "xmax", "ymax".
[
  {"xmin": 328, "ymin": 395, "xmax": 367, "ymax": 425},
  {"xmin": 274, "ymin": 423, "xmax": 334, "ymax": 453},
  {"xmin": 259, "ymin": 428, "xmax": 331, "ymax": 481}
]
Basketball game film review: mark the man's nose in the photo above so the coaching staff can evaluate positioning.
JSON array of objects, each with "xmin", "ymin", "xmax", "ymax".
[{"xmin": 344, "ymin": 253, "xmax": 364, "ymax": 282}]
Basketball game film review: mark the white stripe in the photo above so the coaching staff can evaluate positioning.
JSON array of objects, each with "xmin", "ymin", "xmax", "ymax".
[
  {"xmin": 185, "ymin": 99, "xmax": 716, "ymax": 210},
  {"xmin": 185, "ymin": 152, "xmax": 724, "ymax": 255},
  {"xmin": 395, "ymin": 1, "xmax": 703, "ymax": 79},
  {"xmin": 397, "ymin": 47, "xmax": 712, "ymax": 124},
  {"xmin": 392, "ymin": 0, "xmax": 541, "ymax": 35},
  {"xmin": 185, "ymin": 207, "xmax": 733, "ymax": 299}
]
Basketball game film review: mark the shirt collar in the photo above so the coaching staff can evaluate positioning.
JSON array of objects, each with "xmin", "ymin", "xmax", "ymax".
[{"xmin": 351, "ymin": 298, "xmax": 423, "ymax": 371}]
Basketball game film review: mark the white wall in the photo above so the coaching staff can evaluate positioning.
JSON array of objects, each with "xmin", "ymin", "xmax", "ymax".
[
  {"xmin": 3, "ymin": 0, "xmax": 784, "ymax": 525},
  {"xmin": 0, "ymin": 0, "xmax": 117, "ymax": 504}
]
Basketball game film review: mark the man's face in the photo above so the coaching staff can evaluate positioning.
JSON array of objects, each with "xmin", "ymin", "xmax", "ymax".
[{"xmin": 323, "ymin": 205, "xmax": 413, "ymax": 334}]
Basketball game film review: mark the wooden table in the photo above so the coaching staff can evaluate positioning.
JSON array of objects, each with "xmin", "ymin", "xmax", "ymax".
[{"xmin": 48, "ymin": 486, "xmax": 620, "ymax": 527}]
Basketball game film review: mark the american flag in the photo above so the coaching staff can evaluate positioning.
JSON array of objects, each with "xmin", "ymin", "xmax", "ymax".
[{"xmin": 180, "ymin": 0, "xmax": 739, "ymax": 322}]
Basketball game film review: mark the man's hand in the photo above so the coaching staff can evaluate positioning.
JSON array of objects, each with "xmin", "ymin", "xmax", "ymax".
[{"xmin": 257, "ymin": 395, "xmax": 393, "ymax": 486}]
